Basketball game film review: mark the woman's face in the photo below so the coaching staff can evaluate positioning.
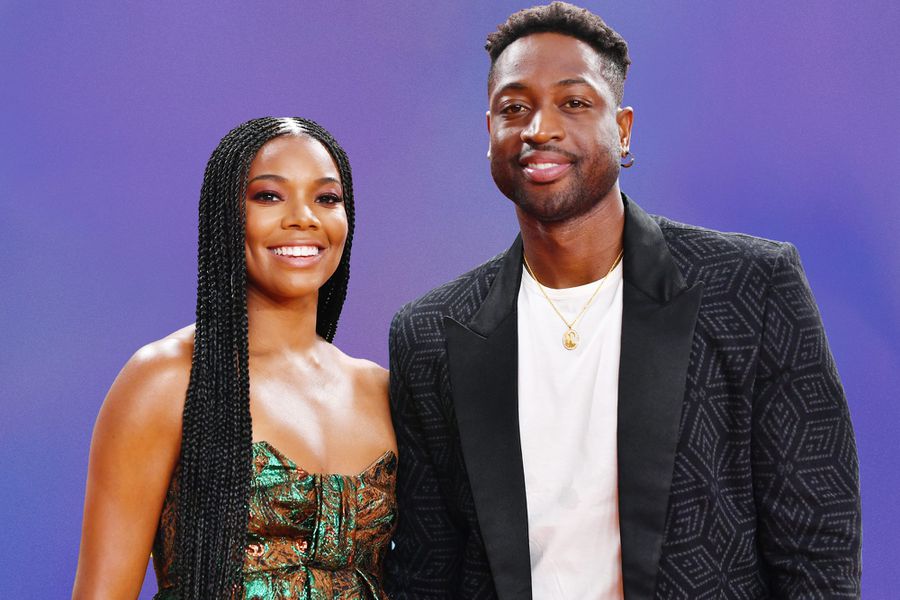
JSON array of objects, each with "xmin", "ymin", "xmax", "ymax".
[{"xmin": 244, "ymin": 134, "xmax": 348, "ymax": 303}]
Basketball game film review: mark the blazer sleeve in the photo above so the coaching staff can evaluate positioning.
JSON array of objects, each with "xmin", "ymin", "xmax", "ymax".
[
  {"xmin": 383, "ymin": 309, "xmax": 464, "ymax": 599},
  {"xmin": 751, "ymin": 243, "xmax": 862, "ymax": 597}
]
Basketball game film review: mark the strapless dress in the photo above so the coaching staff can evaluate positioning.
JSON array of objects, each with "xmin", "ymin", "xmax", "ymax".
[{"xmin": 152, "ymin": 441, "xmax": 397, "ymax": 599}]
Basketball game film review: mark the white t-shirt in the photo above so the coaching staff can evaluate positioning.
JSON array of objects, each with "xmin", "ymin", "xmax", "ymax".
[{"xmin": 517, "ymin": 259, "xmax": 624, "ymax": 599}]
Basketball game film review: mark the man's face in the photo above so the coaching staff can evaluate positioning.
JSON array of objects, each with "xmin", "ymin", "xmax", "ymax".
[{"xmin": 487, "ymin": 32, "xmax": 631, "ymax": 222}]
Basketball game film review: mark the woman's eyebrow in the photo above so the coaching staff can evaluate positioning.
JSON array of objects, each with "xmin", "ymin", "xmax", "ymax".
[{"xmin": 248, "ymin": 173, "xmax": 287, "ymax": 183}]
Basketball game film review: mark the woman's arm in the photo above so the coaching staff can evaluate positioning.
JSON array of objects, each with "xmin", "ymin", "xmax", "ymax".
[{"xmin": 72, "ymin": 332, "xmax": 191, "ymax": 599}]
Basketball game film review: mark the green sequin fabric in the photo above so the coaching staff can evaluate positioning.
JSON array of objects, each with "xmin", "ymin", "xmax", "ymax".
[{"xmin": 152, "ymin": 441, "xmax": 397, "ymax": 599}]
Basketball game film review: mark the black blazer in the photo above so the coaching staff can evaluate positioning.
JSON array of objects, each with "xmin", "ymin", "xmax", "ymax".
[{"xmin": 384, "ymin": 197, "xmax": 861, "ymax": 599}]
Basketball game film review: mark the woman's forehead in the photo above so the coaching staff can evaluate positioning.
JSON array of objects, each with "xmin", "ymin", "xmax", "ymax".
[{"xmin": 249, "ymin": 135, "xmax": 340, "ymax": 180}]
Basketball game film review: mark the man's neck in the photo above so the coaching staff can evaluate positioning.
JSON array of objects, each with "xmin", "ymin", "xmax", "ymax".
[{"xmin": 517, "ymin": 189, "xmax": 625, "ymax": 289}]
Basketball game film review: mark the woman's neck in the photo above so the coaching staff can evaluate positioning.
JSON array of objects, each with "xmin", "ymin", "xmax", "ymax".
[{"xmin": 245, "ymin": 287, "xmax": 321, "ymax": 357}]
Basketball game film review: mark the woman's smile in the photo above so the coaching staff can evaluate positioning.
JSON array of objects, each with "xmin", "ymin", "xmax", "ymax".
[{"xmin": 268, "ymin": 243, "xmax": 326, "ymax": 266}]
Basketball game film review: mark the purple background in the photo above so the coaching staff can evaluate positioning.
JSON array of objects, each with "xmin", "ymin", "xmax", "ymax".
[{"xmin": 2, "ymin": 1, "xmax": 897, "ymax": 597}]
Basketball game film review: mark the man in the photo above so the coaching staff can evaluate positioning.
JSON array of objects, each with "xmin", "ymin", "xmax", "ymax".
[{"xmin": 384, "ymin": 3, "xmax": 861, "ymax": 598}]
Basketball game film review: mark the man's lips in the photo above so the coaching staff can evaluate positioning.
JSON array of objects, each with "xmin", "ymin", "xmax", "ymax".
[{"xmin": 518, "ymin": 151, "xmax": 575, "ymax": 184}]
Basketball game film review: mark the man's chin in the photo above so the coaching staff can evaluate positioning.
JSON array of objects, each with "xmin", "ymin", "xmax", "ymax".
[{"xmin": 512, "ymin": 196, "xmax": 589, "ymax": 223}]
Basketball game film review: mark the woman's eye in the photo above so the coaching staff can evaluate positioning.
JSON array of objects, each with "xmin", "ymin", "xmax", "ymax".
[
  {"xmin": 317, "ymin": 194, "xmax": 343, "ymax": 204},
  {"xmin": 252, "ymin": 191, "xmax": 280, "ymax": 203}
]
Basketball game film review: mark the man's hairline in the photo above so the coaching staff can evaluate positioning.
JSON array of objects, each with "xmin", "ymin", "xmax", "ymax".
[{"xmin": 486, "ymin": 33, "xmax": 624, "ymax": 106}]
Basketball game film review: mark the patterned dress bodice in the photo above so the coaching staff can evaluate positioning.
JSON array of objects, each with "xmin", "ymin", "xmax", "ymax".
[{"xmin": 152, "ymin": 441, "xmax": 397, "ymax": 599}]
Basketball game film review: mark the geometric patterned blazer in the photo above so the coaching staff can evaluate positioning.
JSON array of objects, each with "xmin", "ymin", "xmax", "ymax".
[{"xmin": 383, "ymin": 195, "xmax": 861, "ymax": 599}]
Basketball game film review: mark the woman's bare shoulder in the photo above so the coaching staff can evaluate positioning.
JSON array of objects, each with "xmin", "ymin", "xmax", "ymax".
[
  {"xmin": 98, "ymin": 324, "xmax": 195, "ymax": 442},
  {"xmin": 328, "ymin": 346, "xmax": 394, "ymax": 454},
  {"xmin": 74, "ymin": 327, "xmax": 195, "ymax": 597},
  {"xmin": 330, "ymin": 345, "xmax": 388, "ymax": 404}
]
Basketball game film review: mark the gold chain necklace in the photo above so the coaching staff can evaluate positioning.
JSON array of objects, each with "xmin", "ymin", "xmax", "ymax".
[{"xmin": 523, "ymin": 249, "xmax": 624, "ymax": 350}]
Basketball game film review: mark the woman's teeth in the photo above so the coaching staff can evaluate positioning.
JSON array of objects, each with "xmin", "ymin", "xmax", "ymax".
[{"xmin": 272, "ymin": 246, "xmax": 320, "ymax": 257}]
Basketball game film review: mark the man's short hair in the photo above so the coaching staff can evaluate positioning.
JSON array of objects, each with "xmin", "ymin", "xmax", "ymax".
[{"xmin": 485, "ymin": 2, "xmax": 631, "ymax": 105}]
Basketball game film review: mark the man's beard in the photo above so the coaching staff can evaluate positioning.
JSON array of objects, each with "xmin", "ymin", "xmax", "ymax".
[{"xmin": 491, "ymin": 145, "xmax": 620, "ymax": 223}]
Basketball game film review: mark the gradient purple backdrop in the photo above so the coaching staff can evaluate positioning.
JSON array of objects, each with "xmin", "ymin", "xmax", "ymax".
[{"xmin": 2, "ymin": 2, "xmax": 897, "ymax": 597}]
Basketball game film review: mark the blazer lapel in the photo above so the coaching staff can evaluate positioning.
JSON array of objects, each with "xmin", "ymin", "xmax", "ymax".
[
  {"xmin": 617, "ymin": 196, "xmax": 704, "ymax": 598},
  {"xmin": 445, "ymin": 236, "xmax": 532, "ymax": 600}
]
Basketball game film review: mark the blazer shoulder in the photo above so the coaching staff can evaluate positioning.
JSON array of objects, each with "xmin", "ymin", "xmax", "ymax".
[
  {"xmin": 652, "ymin": 214, "xmax": 797, "ymax": 278},
  {"xmin": 392, "ymin": 250, "xmax": 506, "ymax": 327}
]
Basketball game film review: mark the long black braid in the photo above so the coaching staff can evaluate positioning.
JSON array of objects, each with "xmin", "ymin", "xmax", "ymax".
[{"xmin": 173, "ymin": 117, "xmax": 355, "ymax": 598}]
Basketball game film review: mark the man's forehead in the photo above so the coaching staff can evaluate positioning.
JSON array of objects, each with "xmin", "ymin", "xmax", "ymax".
[{"xmin": 491, "ymin": 32, "xmax": 607, "ymax": 92}]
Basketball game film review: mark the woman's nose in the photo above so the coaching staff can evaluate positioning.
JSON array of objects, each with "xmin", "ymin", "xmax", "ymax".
[{"xmin": 282, "ymin": 199, "xmax": 320, "ymax": 229}]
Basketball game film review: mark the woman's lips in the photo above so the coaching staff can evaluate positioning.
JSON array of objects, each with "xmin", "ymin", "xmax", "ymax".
[
  {"xmin": 521, "ymin": 161, "xmax": 573, "ymax": 183},
  {"xmin": 268, "ymin": 245, "xmax": 325, "ymax": 267}
]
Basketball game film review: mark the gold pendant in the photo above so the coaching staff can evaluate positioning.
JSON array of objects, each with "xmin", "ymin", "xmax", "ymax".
[{"xmin": 563, "ymin": 328, "xmax": 579, "ymax": 350}]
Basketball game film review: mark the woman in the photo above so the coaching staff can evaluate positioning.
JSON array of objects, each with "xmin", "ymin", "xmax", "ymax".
[{"xmin": 73, "ymin": 117, "xmax": 397, "ymax": 599}]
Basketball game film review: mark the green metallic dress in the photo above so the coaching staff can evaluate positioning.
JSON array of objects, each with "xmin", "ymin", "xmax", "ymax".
[{"xmin": 152, "ymin": 441, "xmax": 397, "ymax": 599}]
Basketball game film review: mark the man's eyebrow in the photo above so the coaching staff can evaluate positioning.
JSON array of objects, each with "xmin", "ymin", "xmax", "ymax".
[
  {"xmin": 556, "ymin": 77, "xmax": 591, "ymax": 87},
  {"xmin": 494, "ymin": 78, "xmax": 594, "ymax": 96},
  {"xmin": 494, "ymin": 81, "xmax": 528, "ymax": 95}
]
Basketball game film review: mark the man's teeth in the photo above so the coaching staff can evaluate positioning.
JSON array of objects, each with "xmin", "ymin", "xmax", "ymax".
[
  {"xmin": 273, "ymin": 246, "xmax": 320, "ymax": 257},
  {"xmin": 528, "ymin": 163, "xmax": 561, "ymax": 170}
]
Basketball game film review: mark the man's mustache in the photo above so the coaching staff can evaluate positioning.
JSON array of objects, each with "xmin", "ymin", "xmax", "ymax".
[{"xmin": 517, "ymin": 144, "xmax": 579, "ymax": 163}]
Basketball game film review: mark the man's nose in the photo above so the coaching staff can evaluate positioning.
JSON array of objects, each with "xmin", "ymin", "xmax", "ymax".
[{"xmin": 521, "ymin": 108, "xmax": 564, "ymax": 145}]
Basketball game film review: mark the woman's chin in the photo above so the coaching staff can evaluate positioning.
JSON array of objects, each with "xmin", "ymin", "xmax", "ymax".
[{"xmin": 247, "ymin": 280, "xmax": 321, "ymax": 304}]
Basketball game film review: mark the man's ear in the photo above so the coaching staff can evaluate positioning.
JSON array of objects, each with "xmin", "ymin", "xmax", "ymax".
[
  {"xmin": 486, "ymin": 109, "xmax": 492, "ymax": 159},
  {"xmin": 616, "ymin": 106, "xmax": 634, "ymax": 151}
]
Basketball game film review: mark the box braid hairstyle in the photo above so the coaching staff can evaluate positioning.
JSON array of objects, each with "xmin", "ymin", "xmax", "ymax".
[
  {"xmin": 485, "ymin": 1, "xmax": 631, "ymax": 105},
  {"xmin": 173, "ymin": 116, "xmax": 354, "ymax": 599}
]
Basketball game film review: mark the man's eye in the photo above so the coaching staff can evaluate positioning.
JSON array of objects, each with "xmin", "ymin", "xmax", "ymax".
[
  {"xmin": 317, "ymin": 194, "xmax": 343, "ymax": 204},
  {"xmin": 253, "ymin": 191, "xmax": 280, "ymax": 202},
  {"xmin": 501, "ymin": 104, "xmax": 527, "ymax": 114},
  {"xmin": 565, "ymin": 99, "xmax": 589, "ymax": 108}
]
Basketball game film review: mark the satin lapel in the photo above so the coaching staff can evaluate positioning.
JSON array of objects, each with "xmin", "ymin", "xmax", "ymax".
[
  {"xmin": 618, "ymin": 197, "xmax": 704, "ymax": 599},
  {"xmin": 445, "ymin": 236, "xmax": 532, "ymax": 600}
]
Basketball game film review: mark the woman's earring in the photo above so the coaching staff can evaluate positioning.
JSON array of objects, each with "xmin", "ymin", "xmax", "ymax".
[{"xmin": 620, "ymin": 149, "xmax": 635, "ymax": 168}]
